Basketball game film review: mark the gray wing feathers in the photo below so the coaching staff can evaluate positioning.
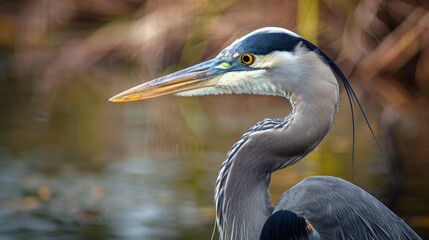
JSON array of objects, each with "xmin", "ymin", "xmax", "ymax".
[{"xmin": 275, "ymin": 176, "xmax": 421, "ymax": 240}]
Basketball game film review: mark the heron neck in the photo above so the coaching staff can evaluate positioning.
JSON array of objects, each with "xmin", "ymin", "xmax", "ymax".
[{"xmin": 218, "ymin": 92, "xmax": 338, "ymax": 240}]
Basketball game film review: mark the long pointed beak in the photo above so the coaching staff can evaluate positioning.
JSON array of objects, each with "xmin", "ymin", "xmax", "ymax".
[{"xmin": 110, "ymin": 59, "xmax": 223, "ymax": 102}]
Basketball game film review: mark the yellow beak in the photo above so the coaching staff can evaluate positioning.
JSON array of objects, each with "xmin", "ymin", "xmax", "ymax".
[{"xmin": 109, "ymin": 59, "xmax": 222, "ymax": 102}]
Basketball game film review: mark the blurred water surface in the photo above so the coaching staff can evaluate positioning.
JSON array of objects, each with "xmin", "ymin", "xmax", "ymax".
[{"xmin": 0, "ymin": 0, "xmax": 428, "ymax": 239}]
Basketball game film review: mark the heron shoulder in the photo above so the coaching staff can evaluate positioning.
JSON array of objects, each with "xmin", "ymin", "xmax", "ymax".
[
  {"xmin": 274, "ymin": 176, "xmax": 421, "ymax": 240},
  {"xmin": 260, "ymin": 210, "xmax": 312, "ymax": 240}
]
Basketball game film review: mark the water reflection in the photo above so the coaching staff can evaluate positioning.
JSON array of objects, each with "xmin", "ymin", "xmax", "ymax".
[
  {"xmin": 0, "ymin": 153, "xmax": 215, "ymax": 239},
  {"xmin": 0, "ymin": 91, "xmax": 429, "ymax": 239},
  {"xmin": 105, "ymin": 157, "xmax": 213, "ymax": 240}
]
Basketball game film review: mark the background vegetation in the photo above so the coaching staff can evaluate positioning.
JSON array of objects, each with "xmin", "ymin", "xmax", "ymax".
[{"xmin": 0, "ymin": 0, "xmax": 428, "ymax": 239}]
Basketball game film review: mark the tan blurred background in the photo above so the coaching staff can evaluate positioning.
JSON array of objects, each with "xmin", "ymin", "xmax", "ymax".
[{"xmin": 0, "ymin": 0, "xmax": 428, "ymax": 239}]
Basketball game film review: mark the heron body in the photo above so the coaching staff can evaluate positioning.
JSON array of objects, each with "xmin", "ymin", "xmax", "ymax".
[{"xmin": 110, "ymin": 27, "xmax": 421, "ymax": 240}]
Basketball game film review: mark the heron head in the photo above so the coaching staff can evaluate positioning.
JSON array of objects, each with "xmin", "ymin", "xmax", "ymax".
[{"xmin": 109, "ymin": 27, "xmax": 340, "ymax": 102}]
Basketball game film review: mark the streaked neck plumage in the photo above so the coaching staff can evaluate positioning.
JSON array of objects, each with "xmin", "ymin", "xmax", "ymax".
[{"xmin": 215, "ymin": 50, "xmax": 340, "ymax": 240}]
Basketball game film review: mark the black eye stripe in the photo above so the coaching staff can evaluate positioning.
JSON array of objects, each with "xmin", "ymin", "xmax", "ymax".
[{"xmin": 236, "ymin": 32, "xmax": 303, "ymax": 55}]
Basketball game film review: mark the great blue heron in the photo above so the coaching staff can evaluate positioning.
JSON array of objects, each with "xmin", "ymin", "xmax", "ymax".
[{"xmin": 110, "ymin": 27, "xmax": 421, "ymax": 240}]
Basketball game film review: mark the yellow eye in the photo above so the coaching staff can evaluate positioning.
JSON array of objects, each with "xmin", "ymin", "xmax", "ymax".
[{"xmin": 240, "ymin": 53, "xmax": 254, "ymax": 65}]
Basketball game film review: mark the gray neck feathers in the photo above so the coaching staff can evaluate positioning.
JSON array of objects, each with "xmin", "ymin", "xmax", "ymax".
[{"xmin": 215, "ymin": 55, "xmax": 339, "ymax": 240}]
